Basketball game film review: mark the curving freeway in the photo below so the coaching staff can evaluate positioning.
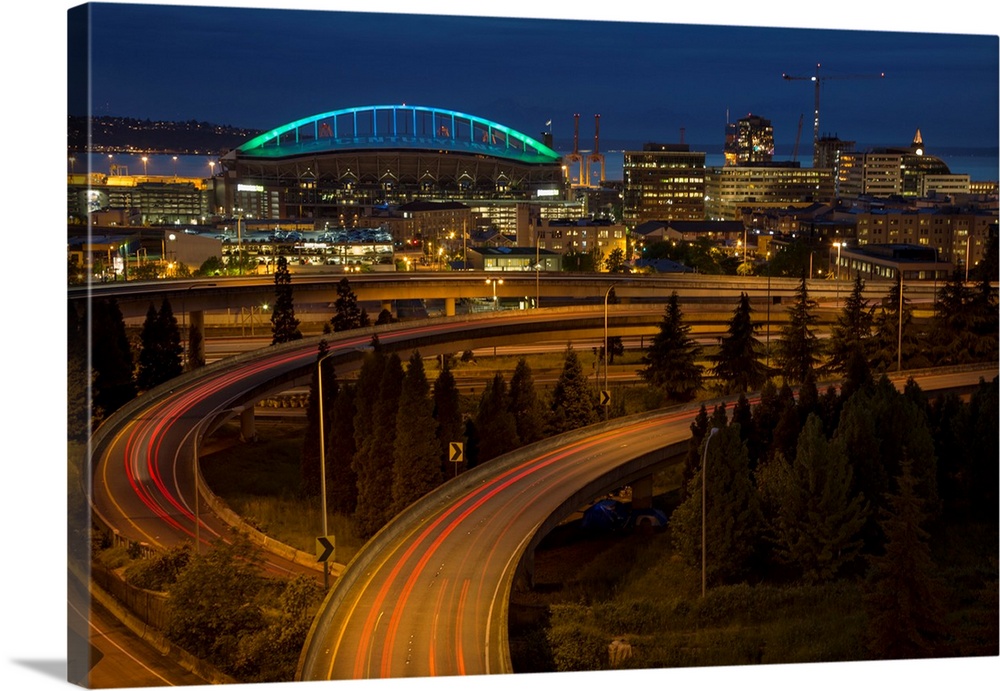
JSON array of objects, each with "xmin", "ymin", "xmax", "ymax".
[
  {"xmin": 85, "ymin": 297, "xmax": 997, "ymax": 682},
  {"xmin": 88, "ymin": 306, "xmax": 664, "ymax": 571}
]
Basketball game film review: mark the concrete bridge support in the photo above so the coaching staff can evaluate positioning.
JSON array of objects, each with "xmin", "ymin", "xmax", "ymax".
[
  {"xmin": 381, "ymin": 300, "xmax": 393, "ymax": 317},
  {"xmin": 631, "ymin": 475, "xmax": 654, "ymax": 510},
  {"xmin": 188, "ymin": 310, "xmax": 206, "ymax": 367},
  {"xmin": 444, "ymin": 297, "xmax": 456, "ymax": 317},
  {"xmin": 238, "ymin": 406, "xmax": 256, "ymax": 442}
]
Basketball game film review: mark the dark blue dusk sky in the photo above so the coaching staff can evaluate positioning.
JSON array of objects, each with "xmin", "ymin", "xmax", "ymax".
[{"xmin": 70, "ymin": 1, "xmax": 1000, "ymax": 155}]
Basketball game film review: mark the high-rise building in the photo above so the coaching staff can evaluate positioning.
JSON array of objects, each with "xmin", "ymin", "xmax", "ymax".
[
  {"xmin": 622, "ymin": 143, "xmax": 706, "ymax": 227},
  {"xmin": 723, "ymin": 114, "xmax": 774, "ymax": 165}
]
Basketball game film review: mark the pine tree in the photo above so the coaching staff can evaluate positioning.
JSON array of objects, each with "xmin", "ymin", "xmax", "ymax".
[
  {"xmin": 391, "ymin": 352, "xmax": 443, "ymax": 514},
  {"xmin": 863, "ymin": 458, "xmax": 951, "ymax": 660},
  {"xmin": 136, "ymin": 299, "xmax": 182, "ymax": 392},
  {"xmin": 90, "ymin": 297, "xmax": 137, "ymax": 415},
  {"xmin": 870, "ymin": 275, "xmax": 930, "ymax": 372},
  {"xmin": 928, "ymin": 269, "xmax": 978, "ymax": 365},
  {"xmin": 548, "ymin": 345, "xmax": 598, "ymax": 435},
  {"xmin": 351, "ymin": 341, "xmax": 389, "ymax": 539},
  {"xmin": 327, "ymin": 384, "xmax": 358, "ymax": 515},
  {"xmin": 773, "ymin": 274, "xmax": 821, "ymax": 385},
  {"xmin": 711, "ymin": 292, "xmax": 768, "ymax": 394},
  {"xmin": 433, "ymin": 362, "xmax": 465, "ymax": 478},
  {"xmin": 639, "ymin": 291, "xmax": 704, "ymax": 401},
  {"xmin": 270, "ymin": 256, "xmax": 302, "ymax": 344},
  {"xmin": 508, "ymin": 357, "xmax": 543, "ymax": 445},
  {"xmin": 768, "ymin": 414, "xmax": 869, "ymax": 583},
  {"xmin": 681, "ymin": 405, "xmax": 710, "ymax": 500},
  {"xmin": 669, "ymin": 425, "xmax": 763, "ymax": 587},
  {"xmin": 331, "ymin": 278, "xmax": 370, "ymax": 332},
  {"xmin": 475, "ymin": 373, "xmax": 520, "ymax": 463},
  {"xmin": 835, "ymin": 377, "xmax": 940, "ymax": 553},
  {"xmin": 826, "ymin": 273, "xmax": 874, "ymax": 376}
]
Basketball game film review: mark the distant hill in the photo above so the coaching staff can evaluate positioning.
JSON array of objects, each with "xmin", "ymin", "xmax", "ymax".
[{"xmin": 68, "ymin": 115, "xmax": 263, "ymax": 154}]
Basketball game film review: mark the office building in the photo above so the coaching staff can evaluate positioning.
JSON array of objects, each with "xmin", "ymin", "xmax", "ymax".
[{"xmin": 622, "ymin": 143, "xmax": 706, "ymax": 227}]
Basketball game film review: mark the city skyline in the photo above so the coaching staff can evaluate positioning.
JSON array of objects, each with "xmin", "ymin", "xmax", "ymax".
[{"xmin": 70, "ymin": 1, "xmax": 999, "ymax": 160}]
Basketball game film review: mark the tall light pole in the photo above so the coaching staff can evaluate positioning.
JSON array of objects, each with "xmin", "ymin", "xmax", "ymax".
[
  {"xmin": 535, "ymin": 232, "xmax": 541, "ymax": 308},
  {"xmin": 486, "ymin": 277, "xmax": 503, "ymax": 310},
  {"xmin": 833, "ymin": 241, "xmax": 843, "ymax": 308},
  {"xmin": 897, "ymin": 272, "xmax": 904, "ymax": 372},
  {"xmin": 141, "ymin": 155, "xmax": 148, "ymax": 176},
  {"xmin": 701, "ymin": 426, "xmax": 721, "ymax": 598},
  {"xmin": 192, "ymin": 406, "xmax": 244, "ymax": 554},
  {"xmin": 316, "ymin": 349, "xmax": 337, "ymax": 589},
  {"xmin": 603, "ymin": 281, "xmax": 618, "ymax": 417}
]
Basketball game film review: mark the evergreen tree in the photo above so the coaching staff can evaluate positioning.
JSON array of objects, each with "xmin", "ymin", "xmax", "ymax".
[
  {"xmin": 351, "ymin": 341, "xmax": 389, "ymax": 539},
  {"xmin": 67, "ymin": 303, "xmax": 92, "ymax": 440},
  {"xmin": 363, "ymin": 352, "xmax": 404, "ymax": 531},
  {"xmin": 835, "ymin": 377, "xmax": 939, "ymax": 553},
  {"xmin": 748, "ymin": 379, "xmax": 781, "ymax": 468},
  {"xmin": 90, "ymin": 297, "xmax": 137, "ymax": 416},
  {"xmin": 870, "ymin": 275, "xmax": 931, "ymax": 372},
  {"xmin": 270, "ymin": 256, "xmax": 302, "ymax": 344},
  {"xmin": 669, "ymin": 425, "xmax": 763, "ymax": 587},
  {"xmin": 328, "ymin": 384, "xmax": 358, "ymax": 515},
  {"xmin": 331, "ymin": 278, "xmax": 370, "ymax": 332},
  {"xmin": 508, "ymin": 357, "xmax": 543, "ymax": 445},
  {"xmin": 711, "ymin": 292, "xmax": 768, "ymax": 394},
  {"xmin": 863, "ymin": 458, "xmax": 951, "ymax": 660},
  {"xmin": 136, "ymin": 299, "xmax": 183, "ymax": 391},
  {"xmin": 767, "ymin": 414, "xmax": 869, "ymax": 583},
  {"xmin": 639, "ymin": 291, "xmax": 704, "ymax": 401},
  {"xmin": 731, "ymin": 393, "xmax": 755, "ymax": 452},
  {"xmin": 681, "ymin": 405, "xmax": 710, "ymax": 500},
  {"xmin": 433, "ymin": 362, "xmax": 465, "ymax": 478},
  {"xmin": 136, "ymin": 302, "xmax": 162, "ymax": 391},
  {"xmin": 547, "ymin": 345, "xmax": 598, "ymax": 435},
  {"xmin": 475, "ymin": 373, "xmax": 520, "ymax": 463},
  {"xmin": 772, "ymin": 274, "xmax": 821, "ymax": 385},
  {"xmin": 391, "ymin": 352, "xmax": 443, "ymax": 514},
  {"xmin": 928, "ymin": 269, "xmax": 979, "ymax": 365},
  {"xmin": 826, "ymin": 273, "xmax": 874, "ymax": 376}
]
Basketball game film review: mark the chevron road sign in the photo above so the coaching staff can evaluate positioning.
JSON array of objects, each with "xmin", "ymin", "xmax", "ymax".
[
  {"xmin": 449, "ymin": 442, "xmax": 464, "ymax": 463},
  {"xmin": 600, "ymin": 390, "xmax": 611, "ymax": 406},
  {"xmin": 316, "ymin": 535, "xmax": 335, "ymax": 563}
]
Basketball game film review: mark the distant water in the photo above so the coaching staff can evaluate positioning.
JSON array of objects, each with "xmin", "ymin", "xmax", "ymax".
[{"xmin": 74, "ymin": 146, "xmax": 1000, "ymax": 184}]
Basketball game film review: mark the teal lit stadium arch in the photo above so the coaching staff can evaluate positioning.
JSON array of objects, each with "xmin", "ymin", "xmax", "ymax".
[{"xmin": 235, "ymin": 104, "xmax": 562, "ymax": 166}]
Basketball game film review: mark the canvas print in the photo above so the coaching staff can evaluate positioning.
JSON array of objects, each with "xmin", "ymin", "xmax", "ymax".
[{"xmin": 66, "ymin": 2, "xmax": 998, "ymax": 689}]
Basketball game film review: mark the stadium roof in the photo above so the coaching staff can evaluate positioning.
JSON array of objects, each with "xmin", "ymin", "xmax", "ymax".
[{"xmin": 233, "ymin": 104, "xmax": 562, "ymax": 166}]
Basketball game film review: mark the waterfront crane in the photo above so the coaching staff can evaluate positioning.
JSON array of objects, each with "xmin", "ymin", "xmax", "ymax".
[{"xmin": 783, "ymin": 63, "xmax": 885, "ymax": 167}]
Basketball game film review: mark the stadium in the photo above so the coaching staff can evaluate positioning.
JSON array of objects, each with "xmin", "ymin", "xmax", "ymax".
[{"xmin": 216, "ymin": 104, "xmax": 568, "ymax": 224}]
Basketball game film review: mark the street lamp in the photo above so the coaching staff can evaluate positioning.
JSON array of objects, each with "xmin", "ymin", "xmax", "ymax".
[
  {"xmin": 192, "ymin": 406, "xmax": 244, "ymax": 554},
  {"xmin": 833, "ymin": 242, "xmax": 844, "ymax": 308},
  {"xmin": 702, "ymin": 426, "xmax": 721, "ymax": 598},
  {"xmin": 603, "ymin": 282, "xmax": 618, "ymax": 417},
  {"xmin": 141, "ymin": 155, "xmax": 148, "ymax": 176},
  {"xmin": 316, "ymin": 349, "xmax": 339, "ymax": 588},
  {"xmin": 486, "ymin": 277, "xmax": 503, "ymax": 310}
]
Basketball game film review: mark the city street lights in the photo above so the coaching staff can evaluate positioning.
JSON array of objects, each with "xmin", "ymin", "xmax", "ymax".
[
  {"xmin": 702, "ymin": 426, "xmax": 721, "ymax": 598},
  {"xmin": 833, "ymin": 241, "xmax": 844, "ymax": 308},
  {"xmin": 141, "ymin": 155, "xmax": 148, "ymax": 176},
  {"xmin": 486, "ymin": 277, "xmax": 503, "ymax": 310},
  {"xmin": 192, "ymin": 406, "xmax": 244, "ymax": 554}
]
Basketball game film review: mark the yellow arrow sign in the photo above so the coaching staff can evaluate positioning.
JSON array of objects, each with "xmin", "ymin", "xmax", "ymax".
[
  {"xmin": 449, "ymin": 442, "xmax": 464, "ymax": 463},
  {"xmin": 316, "ymin": 535, "xmax": 335, "ymax": 563}
]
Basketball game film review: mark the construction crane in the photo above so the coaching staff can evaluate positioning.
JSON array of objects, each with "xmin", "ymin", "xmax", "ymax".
[{"xmin": 783, "ymin": 63, "xmax": 885, "ymax": 167}]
